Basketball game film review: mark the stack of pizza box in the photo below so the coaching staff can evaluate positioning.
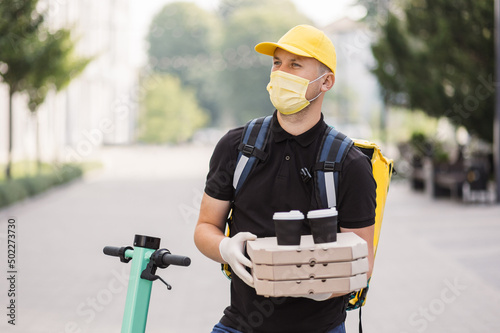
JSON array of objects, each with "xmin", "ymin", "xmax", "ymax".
[{"xmin": 247, "ymin": 232, "xmax": 369, "ymax": 297}]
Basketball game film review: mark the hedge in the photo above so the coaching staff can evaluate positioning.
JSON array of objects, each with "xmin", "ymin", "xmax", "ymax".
[{"xmin": 0, "ymin": 164, "xmax": 83, "ymax": 208}]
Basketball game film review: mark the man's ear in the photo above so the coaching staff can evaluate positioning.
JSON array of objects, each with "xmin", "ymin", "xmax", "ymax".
[{"xmin": 321, "ymin": 73, "xmax": 335, "ymax": 92}]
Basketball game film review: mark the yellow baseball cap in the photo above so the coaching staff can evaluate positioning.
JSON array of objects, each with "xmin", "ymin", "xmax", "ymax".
[{"xmin": 255, "ymin": 25, "xmax": 336, "ymax": 74}]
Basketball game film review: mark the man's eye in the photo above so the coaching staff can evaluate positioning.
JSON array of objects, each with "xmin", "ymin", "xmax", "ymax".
[
  {"xmin": 292, "ymin": 63, "xmax": 301, "ymax": 68},
  {"xmin": 273, "ymin": 61, "xmax": 281, "ymax": 66}
]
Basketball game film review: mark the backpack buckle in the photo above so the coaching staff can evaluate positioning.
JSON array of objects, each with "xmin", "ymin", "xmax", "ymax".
[
  {"xmin": 242, "ymin": 144, "xmax": 255, "ymax": 157},
  {"xmin": 300, "ymin": 167, "xmax": 312, "ymax": 183},
  {"xmin": 324, "ymin": 161, "xmax": 335, "ymax": 172}
]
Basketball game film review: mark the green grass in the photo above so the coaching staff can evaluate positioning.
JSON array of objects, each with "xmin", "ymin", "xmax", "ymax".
[
  {"xmin": 0, "ymin": 161, "xmax": 55, "ymax": 181},
  {"xmin": 0, "ymin": 161, "xmax": 97, "ymax": 208}
]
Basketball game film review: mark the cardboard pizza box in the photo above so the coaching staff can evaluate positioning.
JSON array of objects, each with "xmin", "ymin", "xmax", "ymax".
[
  {"xmin": 247, "ymin": 233, "xmax": 368, "ymax": 266},
  {"xmin": 253, "ymin": 273, "xmax": 368, "ymax": 298},
  {"xmin": 252, "ymin": 257, "xmax": 369, "ymax": 281}
]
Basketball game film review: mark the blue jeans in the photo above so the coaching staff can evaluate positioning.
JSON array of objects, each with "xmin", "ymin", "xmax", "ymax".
[{"xmin": 211, "ymin": 322, "xmax": 346, "ymax": 333}]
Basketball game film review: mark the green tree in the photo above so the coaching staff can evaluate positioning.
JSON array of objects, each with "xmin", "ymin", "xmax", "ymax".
[
  {"xmin": 147, "ymin": 2, "xmax": 221, "ymax": 123},
  {"xmin": 147, "ymin": 2, "xmax": 220, "ymax": 75},
  {"xmin": 217, "ymin": 0, "xmax": 312, "ymax": 125},
  {"xmin": 369, "ymin": 0, "xmax": 494, "ymax": 142},
  {"xmin": 138, "ymin": 74, "xmax": 209, "ymax": 143},
  {"xmin": 146, "ymin": 0, "xmax": 312, "ymax": 128},
  {"xmin": 0, "ymin": 0, "xmax": 43, "ymax": 179},
  {"xmin": 0, "ymin": 0, "xmax": 90, "ymax": 178},
  {"xmin": 26, "ymin": 29, "xmax": 90, "ymax": 172}
]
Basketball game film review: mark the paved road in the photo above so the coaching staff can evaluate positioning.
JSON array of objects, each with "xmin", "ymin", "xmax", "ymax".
[
  {"xmin": 0, "ymin": 145, "xmax": 499, "ymax": 333},
  {"xmin": 345, "ymin": 175, "xmax": 500, "ymax": 332}
]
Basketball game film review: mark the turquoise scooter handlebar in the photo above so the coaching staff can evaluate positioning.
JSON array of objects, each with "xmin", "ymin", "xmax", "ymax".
[
  {"xmin": 103, "ymin": 246, "xmax": 191, "ymax": 267},
  {"xmin": 103, "ymin": 234, "xmax": 191, "ymax": 333}
]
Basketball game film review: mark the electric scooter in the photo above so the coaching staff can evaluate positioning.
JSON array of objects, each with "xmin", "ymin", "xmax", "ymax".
[{"xmin": 103, "ymin": 234, "xmax": 191, "ymax": 333}]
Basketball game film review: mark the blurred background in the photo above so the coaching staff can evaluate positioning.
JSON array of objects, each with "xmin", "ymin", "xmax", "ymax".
[
  {"xmin": 0, "ymin": 0, "xmax": 499, "ymax": 332},
  {"xmin": 1, "ymin": 0, "xmax": 498, "ymax": 203}
]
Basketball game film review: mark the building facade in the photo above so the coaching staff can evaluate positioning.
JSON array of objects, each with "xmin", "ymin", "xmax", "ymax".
[{"xmin": 0, "ymin": 0, "xmax": 138, "ymax": 166}]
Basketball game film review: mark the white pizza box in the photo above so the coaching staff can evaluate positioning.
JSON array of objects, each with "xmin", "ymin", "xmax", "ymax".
[
  {"xmin": 253, "ymin": 273, "xmax": 368, "ymax": 298},
  {"xmin": 247, "ymin": 233, "xmax": 368, "ymax": 266},
  {"xmin": 252, "ymin": 257, "xmax": 368, "ymax": 281}
]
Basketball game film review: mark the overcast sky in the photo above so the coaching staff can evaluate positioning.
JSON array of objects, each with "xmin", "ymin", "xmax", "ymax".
[{"xmin": 129, "ymin": 0, "xmax": 364, "ymax": 66}]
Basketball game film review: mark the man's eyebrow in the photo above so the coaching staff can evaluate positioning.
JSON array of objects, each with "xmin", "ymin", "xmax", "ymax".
[{"xmin": 273, "ymin": 55, "xmax": 301, "ymax": 62}]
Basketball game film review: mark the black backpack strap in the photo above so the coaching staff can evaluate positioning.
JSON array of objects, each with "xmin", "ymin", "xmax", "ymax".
[
  {"xmin": 233, "ymin": 116, "xmax": 273, "ymax": 195},
  {"xmin": 359, "ymin": 305, "xmax": 363, "ymax": 333},
  {"xmin": 222, "ymin": 116, "xmax": 272, "ymax": 280},
  {"xmin": 314, "ymin": 126, "xmax": 353, "ymax": 208}
]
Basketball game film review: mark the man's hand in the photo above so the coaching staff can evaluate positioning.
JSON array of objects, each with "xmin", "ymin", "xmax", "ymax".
[{"xmin": 219, "ymin": 232, "xmax": 257, "ymax": 287}]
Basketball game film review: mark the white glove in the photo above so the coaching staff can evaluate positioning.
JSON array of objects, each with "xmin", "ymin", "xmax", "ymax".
[{"xmin": 219, "ymin": 232, "xmax": 257, "ymax": 287}]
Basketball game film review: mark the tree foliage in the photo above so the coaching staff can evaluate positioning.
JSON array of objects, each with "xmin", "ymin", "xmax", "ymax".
[
  {"xmin": 369, "ymin": 0, "xmax": 494, "ymax": 142},
  {"xmin": 0, "ymin": 0, "xmax": 44, "ymax": 94},
  {"xmin": 147, "ymin": 2, "xmax": 221, "ymax": 122},
  {"xmin": 26, "ymin": 29, "xmax": 90, "ymax": 111},
  {"xmin": 217, "ymin": 0, "xmax": 312, "ymax": 124},
  {"xmin": 0, "ymin": 1, "xmax": 88, "ymax": 107},
  {"xmin": 137, "ymin": 74, "xmax": 209, "ymax": 144},
  {"xmin": 147, "ymin": 2, "xmax": 219, "ymax": 74},
  {"xmin": 0, "ymin": 0, "xmax": 90, "ymax": 178},
  {"xmin": 145, "ymin": 0, "xmax": 311, "ymax": 127}
]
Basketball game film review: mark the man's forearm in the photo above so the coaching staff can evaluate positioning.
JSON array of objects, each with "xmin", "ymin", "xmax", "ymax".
[
  {"xmin": 194, "ymin": 193, "xmax": 231, "ymax": 264},
  {"xmin": 194, "ymin": 222, "xmax": 226, "ymax": 263},
  {"xmin": 341, "ymin": 225, "xmax": 375, "ymax": 279}
]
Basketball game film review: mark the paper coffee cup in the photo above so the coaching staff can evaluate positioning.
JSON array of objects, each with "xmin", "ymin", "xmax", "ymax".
[
  {"xmin": 307, "ymin": 208, "xmax": 338, "ymax": 244},
  {"xmin": 273, "ymin": 210, "xmax": 304, "ymax": 246}
]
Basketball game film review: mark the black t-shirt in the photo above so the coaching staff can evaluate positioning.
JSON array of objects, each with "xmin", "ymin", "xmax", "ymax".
[{"xmin": 205, "ymin": 112, "xmax": 376, "ymax": 333}]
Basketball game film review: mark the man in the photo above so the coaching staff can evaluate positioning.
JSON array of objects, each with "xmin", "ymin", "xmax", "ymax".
[{"xmin": 194, "ymin": 25, "xmax": 376, "ymax": 333}]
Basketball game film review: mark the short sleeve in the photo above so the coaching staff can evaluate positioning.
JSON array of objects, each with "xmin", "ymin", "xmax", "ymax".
[
  {"xmin": 204, "ymin": 128, "xmax": 242, "ymax": 201},
  {"xmin": 337, "ymin": 147, "xmax": 377, "ymax": 228}
]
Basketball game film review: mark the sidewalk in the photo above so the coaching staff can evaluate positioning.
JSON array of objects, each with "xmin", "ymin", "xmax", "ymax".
[
  {"xmin": 345, "ymin": 180, "xmax": 500, "ymax": 332},
  {"xmin": 0, "ymin": 145, "xmax": 498, "ymax": 333}
]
